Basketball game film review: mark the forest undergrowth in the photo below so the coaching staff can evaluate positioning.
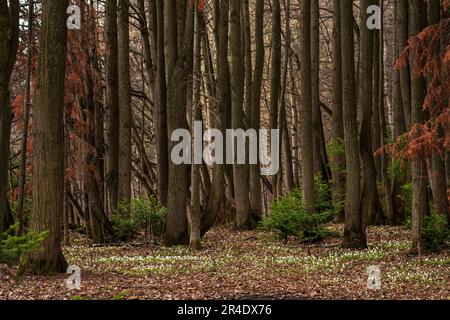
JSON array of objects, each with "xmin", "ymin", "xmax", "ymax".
[{"xmin": 1, "ymin": 225, "xmax": 448, "ymax": 300}]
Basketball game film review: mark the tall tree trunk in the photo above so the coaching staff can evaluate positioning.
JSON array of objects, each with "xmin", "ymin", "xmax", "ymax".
[
  {"xmin": 138, "ymin": 0, "xmax": 155, "ymax": 99},
  {"xmin": 202, "ymin": 0, "xmax": 230, "ymax": 236},
  {"xmin": 280, "ymin": 0, "xmax": 294, "ymax": 194},
  {"xmin": 393, "ymin": 0, "xmax": 407, "ymax": 137},
  {"xmin": 372, "ymin": 25, "xmax": 382, "ymax": 180},
  {"xmin": 359, "ymin": 0, "xmax": 384, "ymax": 227},
  {"xmin": 18, "ymin": 0, "xmax": 69, "ymax": 274},
  {"xmin": 105, "ymin": 0, "xmax": 120, "ymax": 216},
  {"xmin": 118, "ymin": 0, "xmax": 132, "ymax": 210},
  {"xmin": 230, "ymin": 0, "xmax": 251, "ymax": 229},
  {"xmin": 409, "ymin": 0, "xmax": 428, "ymax": 254},
  {"xmin": 397, "ymin": 0, "xmax": 411, "ymax": 127},
  {"xmin": 249, "ymin": 0, "xmax": 265, "ymax": 221},
  {"xmin": 86, "ymin": 43, "xmax": 107, "ymax": 243},
  {"xmin": 300, "ymin": 0, "xmax": 315, "ymax": 214},
  {"xmin": 341, "ymin": 0, "xmax": 366, "ymax": 249},
  {"xmin": 269, "ymin": 0, "xmax": 282, "ymax": 198},
  {"xmin": 392, "ymin": 0, "xmax": 407, "ymax": 224},
  {"xmin": 190, "ymin": 4, "xmax": 201, "ymax": 250},
  {"xmin": 0, "ymin": 0, "xmax": 19, "ymax": 242},
  {"xmin": 331, "ymin": 0, "xmax": 345, "ymax": 222},
  {"xmin": 200, "ymin": 18, "xmax": 217, "ymax": 129},
  {"xmin": 290, "ymin": 60, "xmax": 301, "ymax": 187},
  {"xmin": 155, "ymin": 0, "xmax": 168, "ymax": 206},
  {"xmin": 164, "ymin": 0, "xmax": 192, "ymax": 245},
  {"xmin": 16, "ymin": 0, "xmax": 34, "ymax": 236},
  {"xmin": 377, "ymin": 6, "xmax": 395, "ymax": 225},
  {"xmin": 243, "ymin": 0, "xmax": 252, "ymax": 120},
  {"xmin": 311, "ymin": 0, "xmax": 330, "ymax": 182}
]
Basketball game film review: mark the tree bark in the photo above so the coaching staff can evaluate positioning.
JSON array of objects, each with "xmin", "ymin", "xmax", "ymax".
[
  {"xmin": 243, "ymin": 0, "xmax": 252, "ymax": 120},
  {"xmin": 230, "ymin": 0, "xmax": 251, "ymax": 229},
  {"xmin": 105, "ymin": 0, "xmax": 120, "ymax": 216},
  {"xmin": 202, "ymin": 0, "xmax": 230, "ymax": 236},
  {"xmin": 409, "ymin": 0, "xmax": 428, "ymax": 254},
  {"xmin": 280, "ymin": 0, "xmax": 294, "ymax": 194},
  {"xmin": 269, "ymin": 0, "xmax": 282, "ymax": 198},
  {"xmin": 311, "ymin": 0, "xmax": 330, "ymax": 183},
  {"xmin": 118, "ymin": 0, "xmax": 132, "ymax": 210},
  {"xmin": 0, "ymin": 0, "xmax": 19, "ymax": 243},
  {"xmin": 397, "ymin": 0, "xmax": 412, "ymax": 128},
  {"xmin": 359, "ymin": 0, "xmax": 384, "ymax": 227},
  {"xmin": 249, "ymin": 0, "xmax": 265, "ymax": 221},
  {"xmin": 341, "ymin": 0, "xmax": 366, "ymax": 249},
  {"xmin": 18, "ymin": 0, "xmax": 69, "ymax": 274},
  {"xmin": 16, "ymin": 0, "xmax": 34, "ymax": 236},
  {"xmin": 376, "ymin": 8, "xmax": 395, "ymax": 226},
  {"xmin": 155, "ymin": 0, "xmax": 169, "ymax": 206},
  {"xmin": 331, "ymin": 0, "xmax": 345, "ymax": 222},
  {"xmin": 164, "ymin": 0, "xmax": 192, "ymax": 245},
  {"xmin": 392, "ymin": 0, "xmax": 407, "ymax": 224},
  {"xmin": 190, "ymin": 4, "xmax": 201, "ymax": 250},
  {"xmin": 300, "ymin": 0, "xmax": 315, "ymax": 214}
]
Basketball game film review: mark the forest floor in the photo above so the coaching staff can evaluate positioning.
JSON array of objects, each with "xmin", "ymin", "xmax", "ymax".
[{"xmin": 0, "ymin": 224, "xmax": 449, "ymax": 300}]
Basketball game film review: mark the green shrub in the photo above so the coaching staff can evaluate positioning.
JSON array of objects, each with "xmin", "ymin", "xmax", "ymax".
[
  {"xmin": 326, "ymin": 138, "xmax": 346, "ymax": 177},
  {"xmin": 326, "ymin": 138, "xmax": 345, "ymax": 158},
  {"xmin": 423, "ymin": 212, "xmax": 449, "ymax": 251},
  {"xmin": 113, "ymin": 196, "xmax": 166, "ymax": 242},
  {"xmin": 112, "ymin": 214, "xmax": 136, "ymax": 241},
  {"xmin": 314, "ymin": 174, "xmax": 335, "ymax": 219},
  {"xmin": 259, "ymin": 189, "xmax": 331, "ymax": 243},
  {"xmin": 0, "ymin": 224, "xmax": 48, "ymax": 267}
]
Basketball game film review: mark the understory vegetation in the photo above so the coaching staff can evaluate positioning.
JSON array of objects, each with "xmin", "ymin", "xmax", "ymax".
[{"xmin": 1, "ymin": 225, "xmax": 448, "ymax": 300}]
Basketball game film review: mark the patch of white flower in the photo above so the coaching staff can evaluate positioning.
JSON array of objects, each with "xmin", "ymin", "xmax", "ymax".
[
  {"xmin": 98, "ymin": 255, "xmax": 206, "ymax": 264},
  {"xmin": 385, "ymin": 268, "xmax": 442, "ymax": 284}
]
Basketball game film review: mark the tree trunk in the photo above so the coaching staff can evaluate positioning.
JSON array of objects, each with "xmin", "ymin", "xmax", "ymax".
[
  {"xmin": 0, "ymin": 0, "xmax": 19, "ymax": 243},
  {"xmin": 372, "ymin": 24, "xmax": 382, "ymax": 180},
  {"xmin": 359, "ymin": 0, "xmax": 384, "ymax": 227},
  {"xmin": 118, "ymin": 0, "xmax": 132, "ymax": 210},
  {"xmin": 300, "ymin": 0, "xmax": 315, "ymax": 214},
  {"xmin": 230, "ymin": 0, "xmax": 251, "ymax": 229},
  {"xmin": 202, "ymin": 0, "xmax": 230, "ymax": 236},
  {"xmin": 164, "ymin": 0, "xmax": 192, "ymax": 245},
  {"xmin": 409, "ymin": 0, "xmax": 428, "ymax": 254},
  {"xmin": 249, "ymin": 0, "xmax": 265, "ymax": 222},
  {"xmin": 155, "ymin": 0, "xmax": 169, "ymax": 206},
  {"xmin": 16, "ymin": 0, "xmax": 34, "ymax": 236},
  {"xmin": 331, "ymin": 0, "xmax": 345, "ymax": 222},
  {"xmin": 269, "ymin": 0, "xmax": 282, "ymax": 198},
  {"xmin": 136, "ymin": 0, "xmax": 155, "ymax": 98},
  {"xmin": 397, "ymin": 0, "xmax": 411, "ymax": 128},
  {"xmin": 392, "ymin": 0, "xmax": 407, "ymax": 224},
  {"xmin": 311, "ymin": 0, "xmax": 330, "ymax": 183},
  {"xmin": 18, "ymin": 0, "xmax": 69, "ymax": 275},
  {"xmin": 86, "ymin": 47, "xmax": 107, "ymax": 243},
  {"xmin": 341, "ymin": 0, "xmax": 366, "ymax": 249},
  {"xmin": 377, "ymin": 9, "xmax": 395, "ymax": 225},
  {"xmin": 190, "ymin": 4, "xmax": 201, "ymax": 250},
  {"xmin": 243, "ymin": 0, "xmax": 252, "ymax": 120},
  {"xmin": 105, "ymin": 0, "xmax": 120, "ymax": 216},
  {"xmin": 280, "ymin": 0, "xmax": 294, "ymax": 194}
]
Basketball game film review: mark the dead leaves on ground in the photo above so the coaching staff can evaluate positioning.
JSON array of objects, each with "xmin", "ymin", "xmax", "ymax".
[{"xmin": 0, "ymin": 225, "xmax": 449, "ymax": 300}]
